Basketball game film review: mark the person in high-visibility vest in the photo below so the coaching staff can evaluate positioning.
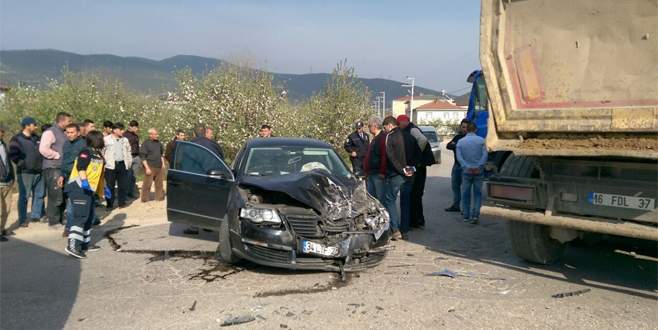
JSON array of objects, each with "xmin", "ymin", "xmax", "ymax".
[{"xmin": 64, "ymin": 130, "xmax": 111, "ymax": 259}]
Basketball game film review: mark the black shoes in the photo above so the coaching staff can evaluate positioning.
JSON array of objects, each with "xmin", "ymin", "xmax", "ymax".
[
  {"xmin": 65, "ymin": 239, "xmax": 87, "ymax": 259},
  {"xmin": 445, "ymin": 206, "xmax": 461, "ymax": 212},
  {"xmin": 0, "ymin": 235, "xmax": 8, "ymax": 242}
]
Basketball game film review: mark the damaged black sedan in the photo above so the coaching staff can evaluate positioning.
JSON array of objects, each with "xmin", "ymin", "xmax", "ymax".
[{"xmin": 166, "ymin": 138, "xmax": 390, "ymax": 272}]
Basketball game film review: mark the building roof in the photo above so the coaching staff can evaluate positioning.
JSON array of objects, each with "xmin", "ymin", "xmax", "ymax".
[
  {"xmin": 394, "ymin": 95, "xmax": 437, "ymax": 102},
  {"xmin": 415, "ymin": 100, "xmax": 462, "ymax": 110}
]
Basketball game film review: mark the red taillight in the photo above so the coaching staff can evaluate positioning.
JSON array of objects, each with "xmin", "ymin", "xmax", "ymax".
[{"xmin": 489, "ymin": 184, "xmax": 534, "ymax": 202}]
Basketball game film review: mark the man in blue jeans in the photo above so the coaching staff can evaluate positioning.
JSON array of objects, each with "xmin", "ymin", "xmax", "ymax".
[
  {"xmin": 445, "ymin": 120, "xmax": 469, "ymax": 212},
  {"xmin": 456, "ymin": 121, "xmax": 487, "ymax": 224},
  {"xmin": 61, "ymin": 123, "xmax": 87, "ymax": 236},
  {"xmin": 380, "ymin": 116, "xmax": 411, "ymax": 240},
  {"xmin": 8, "ymin": 117, "xmax": 45, "ymax": 227}
]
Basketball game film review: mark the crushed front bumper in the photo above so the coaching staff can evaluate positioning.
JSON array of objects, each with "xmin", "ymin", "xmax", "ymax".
[{"xmin": 233, "ymin": 220, "xmax": 391, "ymax": 272}]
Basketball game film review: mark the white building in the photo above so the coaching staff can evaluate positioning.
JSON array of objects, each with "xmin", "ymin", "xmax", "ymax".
[
  {"xmin": 414, "ymin": 100, "xmax": 466, "ymax": 125},
  {"xmin": 391, "ymin": 95, "xmax": 437, "ymax": 117}
]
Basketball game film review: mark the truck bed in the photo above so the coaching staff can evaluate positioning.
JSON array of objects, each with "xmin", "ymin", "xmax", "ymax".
[{"xmin": 480, "ymin": 0, "xmax": 658, "ymax": 158}]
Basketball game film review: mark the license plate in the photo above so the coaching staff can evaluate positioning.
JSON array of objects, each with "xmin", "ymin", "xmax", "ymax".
[
  {"xmin": 301, "ymin": 240, "xmax": 339, "ymax": 257},
  {"xmin": 588, "ymin": 192, "xmax": 655, "ymax": 210}
]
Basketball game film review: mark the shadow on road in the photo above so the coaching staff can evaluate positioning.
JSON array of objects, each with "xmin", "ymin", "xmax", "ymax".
[
  {"xmin": 0, "ymin": 238, "xmax": 81, "ymax": 330},
  {"xmin": 410, "ymin": 174, "xmax": 658, "ymax": 301}
]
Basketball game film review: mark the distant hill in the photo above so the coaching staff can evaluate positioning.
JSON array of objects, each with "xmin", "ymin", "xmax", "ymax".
[{"xmin": 0, "ymin": 49, "xmax": 442, "ymax": 102}]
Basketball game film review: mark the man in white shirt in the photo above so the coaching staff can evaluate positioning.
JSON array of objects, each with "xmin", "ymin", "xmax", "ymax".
[{"xmin": 103, "ymin": 123, "xmax": 132, "ymax": 209}]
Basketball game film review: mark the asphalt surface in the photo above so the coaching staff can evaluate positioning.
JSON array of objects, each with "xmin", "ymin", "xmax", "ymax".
[{"xmin": 1, "ymin": 147, "xmax": 657, "ymax": 329}]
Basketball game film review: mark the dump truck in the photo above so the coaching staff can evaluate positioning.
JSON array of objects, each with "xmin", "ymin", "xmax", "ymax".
[{"xmin": 476, "ymin": 0, "xmax": 658, "ymax": 264}]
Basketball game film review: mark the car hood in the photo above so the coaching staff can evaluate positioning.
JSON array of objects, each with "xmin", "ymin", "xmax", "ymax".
[{"xmin": 240, "ymin": 171, "xmax": 367, "ymax": 219}]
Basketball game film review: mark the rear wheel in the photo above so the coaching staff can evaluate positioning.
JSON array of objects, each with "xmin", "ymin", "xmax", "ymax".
[
  {"xmin": 508, "ymin": 221, "xmax": 564, "ymax": 264},
  {"xmin": 500, "ymin": 155, "xmax": 564, "ymax": 264},
  {"xmin": 217, "ymin": 220, "xmax": 241, "ymax": 264}
]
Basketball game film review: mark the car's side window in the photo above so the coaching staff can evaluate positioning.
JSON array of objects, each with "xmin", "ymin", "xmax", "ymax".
[{"xmin": 174, "ymin": 142, "xmax": 230, "ymax": 177}]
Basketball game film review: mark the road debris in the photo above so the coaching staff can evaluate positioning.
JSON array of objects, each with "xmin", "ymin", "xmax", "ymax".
[
  {"xmin": 428, "ymin": 268, "xmax": 458, "ymax": 278},
  {"xmin": 254, "ymin": 273, "xmax": 351, "ymax": 297},
  {"xmin": 551, "ymin": 288, "xmax": 591, "ymax": 299},
  {"xmin": 220, "ymin": 314, "xmax": 256, "ymax": 327},
  {"xmin": 189, "ymin": 300, "xmax": 197, "ymax": 312}
]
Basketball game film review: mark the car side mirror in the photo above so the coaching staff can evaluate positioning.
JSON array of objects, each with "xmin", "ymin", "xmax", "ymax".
[{"xmin": 207, "ymin": 169, "xmax": 228, "ymax": 180}]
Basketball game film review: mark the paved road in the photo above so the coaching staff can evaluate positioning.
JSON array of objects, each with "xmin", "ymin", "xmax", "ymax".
[{"xmin": 1, "ymin": 148, "xmax": 656, "ymax": 329}]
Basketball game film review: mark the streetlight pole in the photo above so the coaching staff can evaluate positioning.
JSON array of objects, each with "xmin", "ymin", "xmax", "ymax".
[{"xmin": 402, "ymin": 76, "xmax": 415, "ymax": 121}]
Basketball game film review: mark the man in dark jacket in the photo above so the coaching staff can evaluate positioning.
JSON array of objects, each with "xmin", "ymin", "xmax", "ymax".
[
  {"xmin": 140, "ymin": 128, "xmax": 166, "ymax": 202},
  {"xmin": 364, "ymin": 117, "xmax": 386, "ymax": 202},
  {"xmin": 343, "ymin": 121, "xmax": 369, "ymax": 177},
  {"xmin": 191, "ymin": 126, "xmax": 224, "ymax": 159},
  {"xmin": 395, "ymin": 115, "xmax": 422, "ymax": 235},
  {"xmin": 165, "ymin": 129, "xmax": 186, "ymax": 165},
  {"xmin": 398, "ymin": 115, "xmax": 435, "ymax": 229},
  {"xmin": 445, "ymin": 119, "xmax": 469, "ymax": 212},
  {"xmin": 9, "ymin": 117, "xmax": 45, "ymax": 227},
  {"xmin": 0, "ymin": 125, "xmax": 15, "ymax": 241},
  {"xmin": 381, "ymin": 116, "xmax": 411, "ymax": 241},
  {"xmin": 61, "ymin": 123, "xmax": 87, "ymax": 235},
  {"xmin": 124, "ymin": 120, "xmax": 141, "ymax": 199},
  {"xmin": 61, "ymin": 124, "xmax": 87, "ymax": 179}
]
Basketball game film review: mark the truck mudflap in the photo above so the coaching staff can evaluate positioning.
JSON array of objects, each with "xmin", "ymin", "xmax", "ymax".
[{"xmin": 480, "ymin": 205, "xmax": 658, "ymax": 241}]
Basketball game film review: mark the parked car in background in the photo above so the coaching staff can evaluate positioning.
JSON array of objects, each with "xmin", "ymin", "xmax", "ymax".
[
  {"xmin": 419, "ymin": 126, "xmax": 442, "ymax": 164},
  {"xmin": 166, "ymin": 138, "xmax": 391, "ymax": 274}
]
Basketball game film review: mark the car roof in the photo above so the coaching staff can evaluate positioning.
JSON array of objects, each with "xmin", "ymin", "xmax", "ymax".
[
  {"xmin": 419, "ymin": 126, "xmax": 437, "ymax": 132},
  {"xmin": 244, "ymin": 137, "xmax": 333, "ymax": 149}
]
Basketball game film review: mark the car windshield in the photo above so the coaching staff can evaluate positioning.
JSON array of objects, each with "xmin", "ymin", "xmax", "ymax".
[
  {"xmin": 422, "ymin": 131, "xmax": 439, "ymax": 143},
  {"xmin": 243, "ymin": 146, "xmax": 351, "ymax": 177}
]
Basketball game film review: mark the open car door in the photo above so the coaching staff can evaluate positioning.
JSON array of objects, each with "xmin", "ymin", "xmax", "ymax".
[{"xmin": 167, "ymin": 141, "xmax": 235, "ymax": 230}]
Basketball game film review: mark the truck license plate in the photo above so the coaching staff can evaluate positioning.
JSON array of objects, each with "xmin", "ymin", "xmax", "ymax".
[
  {"xmin": 588, "ymin": 192, "xmax": 655, "ymax": 210},
  {"xmin": 301, "ymin": 240, "xmax": 339, "ymax": 257}
]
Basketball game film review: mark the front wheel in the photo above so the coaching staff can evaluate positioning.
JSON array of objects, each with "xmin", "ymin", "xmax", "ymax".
[
  {"xmin": 217, "ymin": 220, "xmax": 241, "ymax": 264},
  {"xmin": 508, "ymin": 221, "xmax": 564, "ymax": 264}
]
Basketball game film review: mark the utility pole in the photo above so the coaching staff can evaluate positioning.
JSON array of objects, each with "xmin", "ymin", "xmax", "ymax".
[
  {"xmin": 402, "ymin": 76, "xmax": 415, "ymax": 121},
  {"xmin": 379, "ymin": 91, "xmax": 386, "ymax": 117}
]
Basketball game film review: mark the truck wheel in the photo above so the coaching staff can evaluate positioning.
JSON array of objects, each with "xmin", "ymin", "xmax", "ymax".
[
  {"xmin": 217, "ymin": 220, "xmax": 241, "ymax": 264},
  {"xmin": 508, "ymin": 221, "xmax": 564, "ymax": 264},
  {"xmin": 499, "ymin": 155, "xmax": 538, "ymax": 178},
  {"xmin": 501, "ymin": 155, "xmax": 564, "ymax": 264}
]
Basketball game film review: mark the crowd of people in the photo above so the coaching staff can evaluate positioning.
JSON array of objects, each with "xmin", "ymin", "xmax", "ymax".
[
  {"xmin": 0, "ymin": 113, "xmax": 193, "ymax": 258},
  {"xmin": 346, "ymin": 115, "xmax": 487, "ymax": 240},
  {"xmin": 0, "ymin": 111, "xmax": 486, "ymax": 256}
]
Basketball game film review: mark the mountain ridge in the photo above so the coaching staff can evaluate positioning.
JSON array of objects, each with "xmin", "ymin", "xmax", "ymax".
[{"xmin": 0, "ymin": 49, "xmax": 444, "ymax": 101}]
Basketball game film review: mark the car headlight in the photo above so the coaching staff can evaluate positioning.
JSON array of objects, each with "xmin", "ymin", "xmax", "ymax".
[{"xmin": 240, "ymin": 207, "xmax": 282, "ymax": 224}]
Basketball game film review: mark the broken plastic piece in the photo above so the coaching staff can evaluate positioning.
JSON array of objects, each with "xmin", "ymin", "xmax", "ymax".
[
  {"xmin": 551, "ymin": 288, "xmax": 591, "ymax": 299},
  {"xmin": 220, "ymin": 314, "xmax": 256, "ymax": 327},
  {"xmin": 428, "ymin": 268, "xmax": 458, "ymax": 278}
]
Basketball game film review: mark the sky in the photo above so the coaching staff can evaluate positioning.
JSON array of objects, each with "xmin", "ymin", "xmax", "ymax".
[{"xmin": 0, "ymin": 0, "xmax": 481, "ymax": 92}]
